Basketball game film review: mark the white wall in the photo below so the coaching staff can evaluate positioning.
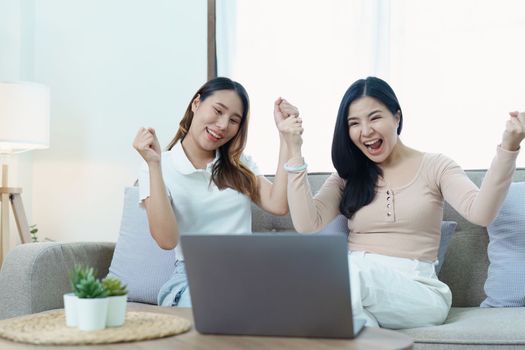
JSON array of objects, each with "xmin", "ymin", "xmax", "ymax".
[
  {"xmin": 0, "ymin": 0, "xmax": 22, "ymax": 80},
  {"xmin": 1, "ymin": 0, "xmax": 207, "ymax": 244},
  {"xmin": 0, "ymin": 0, "xmax": 34, "ymax": 249}
]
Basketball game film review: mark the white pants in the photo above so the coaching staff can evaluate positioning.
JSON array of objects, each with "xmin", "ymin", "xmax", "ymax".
[{"xmin": 349, "ymin": 251, "xmax": 452, "ymax": 329}]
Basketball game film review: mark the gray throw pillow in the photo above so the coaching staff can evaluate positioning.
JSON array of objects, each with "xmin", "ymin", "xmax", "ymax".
[
  {"xmin": 108, "ymin": 187, "xmax": 176, "ymax": 304},
  {"xmin": 316, "ymin": 214, "xmax": 348, "ymax": 236},
  {"xmin": 481, "ymin": 182, "xmax": 525, "ymax": 307},
  {"xmin": 317, "ymin": 214, "xmax": 456, "ymax": 274},
  {"xmin": 435, "ymin": 221, "xmax": 457, "ymax": 274}
]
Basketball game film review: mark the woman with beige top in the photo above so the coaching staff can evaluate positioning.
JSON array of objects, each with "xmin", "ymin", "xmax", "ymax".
[{"xmin": 281, "ymin": 76, "xmax": 525, "ymax": 329}]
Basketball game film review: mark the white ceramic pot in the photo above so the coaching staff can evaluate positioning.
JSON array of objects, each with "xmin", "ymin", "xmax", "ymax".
[
  {"xmin": 106, "ymin": 294, "xmax": 128, "ymax": 327},
  {"xmin": 76, "ymin": 297, "xmax": 109, "ymax": 331},
  {"xmin": 63, "ymin": 293, "xmax": 78, "ymax": 327}
]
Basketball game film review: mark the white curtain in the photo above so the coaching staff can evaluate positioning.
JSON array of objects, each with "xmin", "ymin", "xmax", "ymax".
[
  {"xmin": 389, "ymin": 0, "xmax": 525, "ymax": 168},
  {"xmin": 217, "ymin": 0, "xmax": 525, "ymax": 172},
  {"xmin": 216, "ymin": 0, "xmax": 237, "ymax": 77}
]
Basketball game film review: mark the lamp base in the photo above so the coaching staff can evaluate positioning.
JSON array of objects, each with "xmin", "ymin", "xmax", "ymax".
[
  {"xmin": 0, "ymin": 162, "xmax": 31, "ymax": 266},
  {"xmin": 0, "ymin": 188, "xmax": 31, "ymax": 265}
]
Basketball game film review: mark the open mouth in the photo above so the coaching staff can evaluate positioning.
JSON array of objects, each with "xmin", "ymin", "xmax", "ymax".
[
  {"xmin": 206, "ymin": 127, "xmax": 223, "ymax": 142},
  {"xmin": 363, "ymin": 139, "xmax": 383, "ymax": 155}
]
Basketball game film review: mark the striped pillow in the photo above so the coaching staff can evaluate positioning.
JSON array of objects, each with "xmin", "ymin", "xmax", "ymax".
[
  {"xmin": 108, "ymin": 187, "xmax": 176, "ymax": 304},
  {"xmin": 481, "ymin": 182, "xmax": 525, "ymax": 307}
]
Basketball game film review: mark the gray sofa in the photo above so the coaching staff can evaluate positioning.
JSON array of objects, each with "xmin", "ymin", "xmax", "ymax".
[{"xmin": 1, "ymin": 170, "xmax": 524, "ymax": 350}]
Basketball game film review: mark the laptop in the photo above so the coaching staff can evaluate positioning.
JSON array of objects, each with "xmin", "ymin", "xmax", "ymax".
[{"xmin": 180, "ymin": 233, "xmax": 365, "ymax": 338}]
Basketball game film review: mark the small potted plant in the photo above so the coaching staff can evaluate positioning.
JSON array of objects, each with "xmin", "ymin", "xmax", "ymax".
[
  {"xmin": 72, "ymin": 266, "xmax": 109, "ymax": 331},
  {"xmin": 102, "ymin": 277, "xmax": 128, "ymax": 327},
  {"xmin": 64, "ymin": 264, "xmax": 92, "ymax": 327},
  {"xmin": 29, "ymin": 224, "xmax": 38, "ymax": 242}
]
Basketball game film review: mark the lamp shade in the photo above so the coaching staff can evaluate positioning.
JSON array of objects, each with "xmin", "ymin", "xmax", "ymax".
[{"xmin": 0, "ymin": 81, "xmax": 50, "ymax": 154}]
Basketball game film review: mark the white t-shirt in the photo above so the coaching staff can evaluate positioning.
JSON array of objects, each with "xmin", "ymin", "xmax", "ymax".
[{"xmin": 138, "ymin": 141, "xmax": 261, "ymax": 261}]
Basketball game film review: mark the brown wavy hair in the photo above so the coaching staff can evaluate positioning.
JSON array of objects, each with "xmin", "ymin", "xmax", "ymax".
[{"xmin": 166, "ymin": 77, "xmax": 260, "ymax": 203}]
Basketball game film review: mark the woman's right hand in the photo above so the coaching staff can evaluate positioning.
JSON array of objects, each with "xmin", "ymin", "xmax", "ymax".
[
  {"xmin": 501, "ymin": 111, "xmax": 525, "ymax": 151},
  {"xmin": 274, "ymin": 98, "xmax": 303, "ymax": 152},
  {"xmin": 133, "ymin": 127, "xmax": 162, "ymax": 164}
]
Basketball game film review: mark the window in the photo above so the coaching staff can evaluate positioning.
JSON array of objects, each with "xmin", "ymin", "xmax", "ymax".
[{"xmin": 218, "ymin": 0, "xmax": 525, "ymax": 172}]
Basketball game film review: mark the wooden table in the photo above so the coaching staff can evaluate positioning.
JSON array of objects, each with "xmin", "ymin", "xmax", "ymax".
[{"xmin": 0, "ymin": 304, "xmax": 413, "ymax": 350}]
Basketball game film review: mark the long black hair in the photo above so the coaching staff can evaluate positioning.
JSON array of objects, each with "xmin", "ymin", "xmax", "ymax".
[{"xmin": 331, "ymin": 76, "xmax": 403, "ymax": 219}]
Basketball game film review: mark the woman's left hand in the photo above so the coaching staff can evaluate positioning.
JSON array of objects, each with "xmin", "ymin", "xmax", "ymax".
[
  {"xmin": 274, "ymin": 97, "xmax": 299, "ymax": 127},
  {"xmin": 501, "ymin": 111, "xmax": 525, "ymax": 151},
  {"xmin": 274, "ymin": 97, "xmax": 303, "ymax": 151}
]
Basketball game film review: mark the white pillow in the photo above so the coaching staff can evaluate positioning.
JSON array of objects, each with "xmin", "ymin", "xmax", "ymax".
[
  {"xmin": 108, "ymin": 187, "xmax": 176, "ymax": 304},
  {"xmin": 482, "ymin": 182, "xmax": 525, "ymax": 307}
]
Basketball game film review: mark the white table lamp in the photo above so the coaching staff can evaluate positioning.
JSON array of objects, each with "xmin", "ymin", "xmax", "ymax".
[{"xmin": 0, "ymin": 81, "xmax": 50, "ymax": 264}]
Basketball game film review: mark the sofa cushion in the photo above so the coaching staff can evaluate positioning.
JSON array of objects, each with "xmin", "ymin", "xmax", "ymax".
[
  {"xmin": 435, "ymin": 221, "xmax": 457, "ymax": 274},
  {"xmin": 399, "ymin": 307, "xmax": 525, "ymax": 348},
  {"xmin": 316, "ymin": 214, "xmax": 348, "ymax": 235},
  {"xmin": 107, "ymin": 187, "xmax": 176, "ymax": 305},
  {"xmin": 481, "ymin": 182, "xmax": 525, "ymax": 307}
]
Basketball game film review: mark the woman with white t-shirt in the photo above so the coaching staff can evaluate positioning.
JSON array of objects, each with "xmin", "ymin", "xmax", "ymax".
[{"xmin": 132, "ymin": 77, "xmax": 302, "ymax": 307}]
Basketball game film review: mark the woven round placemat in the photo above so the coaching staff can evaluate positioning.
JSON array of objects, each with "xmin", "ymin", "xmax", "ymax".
[{"xmin": 0, "ymin": 310, "xmax": 192, "ymax": 345}]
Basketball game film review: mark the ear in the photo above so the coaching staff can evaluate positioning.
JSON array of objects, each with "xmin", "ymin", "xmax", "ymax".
[
  {"xmin": 191, "ymin": 94, "xmax": 201, "ymax": 113},
  {"xmin": 395, "ymin": 110, "xmax": 401, "ymax": 125}
]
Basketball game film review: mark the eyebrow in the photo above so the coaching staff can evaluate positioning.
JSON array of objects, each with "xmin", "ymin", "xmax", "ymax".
[
  {"xmin": 217, "ymin": 102, "xmax": 242, "ymax": 119},
  {"xmin": 347, "ymin": 109, "xmax": 382, "ymax": 120}
]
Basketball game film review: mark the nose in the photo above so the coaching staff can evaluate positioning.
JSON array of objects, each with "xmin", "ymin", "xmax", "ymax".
[
  {"xmin": 216, "ymin": 115, "xmax": 229, "ymax": 130},
  {"xmin": 361, "ymin": 123, "xmax": 373, "ymax": 136}
]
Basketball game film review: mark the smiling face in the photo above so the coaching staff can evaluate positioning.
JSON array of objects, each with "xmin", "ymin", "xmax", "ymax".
[
  {"xmin": 347, "ymin": 96, "xmax": 400, "ymax": 164},
  {"xmin": 185, "ymin": 89, "xmax": 244, "ymax": 155}
]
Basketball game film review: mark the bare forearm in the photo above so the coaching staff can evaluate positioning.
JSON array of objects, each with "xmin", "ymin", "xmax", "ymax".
[
  {"xmin": 267, "ymin": 97, "xmax": 302, "ymax": 215},
  {"xmin": 287, "ymin": 139, "xmax": 303, "ymax": 160},
  {"xmin": 268, "ymin": 135, "xmax": 290, "ymax": 215},
  {"xmin": 145, "ymin": 163, "xmax": 179, "ymax": 249}
]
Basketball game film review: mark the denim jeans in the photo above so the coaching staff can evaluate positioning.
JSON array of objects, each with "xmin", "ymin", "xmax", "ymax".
[{"xmin": 157, "ymin": 260, "xmax": 192, "ymax": 307}]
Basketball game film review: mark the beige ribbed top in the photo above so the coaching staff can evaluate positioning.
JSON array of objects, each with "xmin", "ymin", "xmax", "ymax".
[{"xmin": 287, "ymin": 147, "xmax": 518, "ymax": 262}]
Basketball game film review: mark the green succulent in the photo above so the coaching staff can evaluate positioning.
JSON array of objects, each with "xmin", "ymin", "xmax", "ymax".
[
  {"xmin": 74, "ymin": 274, "xmax": 108, "ymax": 299},
  {"xmin": 102, "ymin": 277, "xmax": 128, "ymax": 296},
  {"xmin": 69, "ymin": 265, "xmax": 108, "ymax": 299},
  {"xmin": 69, "ymin": 265, "xmax": 93, "ymax": 292}
]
